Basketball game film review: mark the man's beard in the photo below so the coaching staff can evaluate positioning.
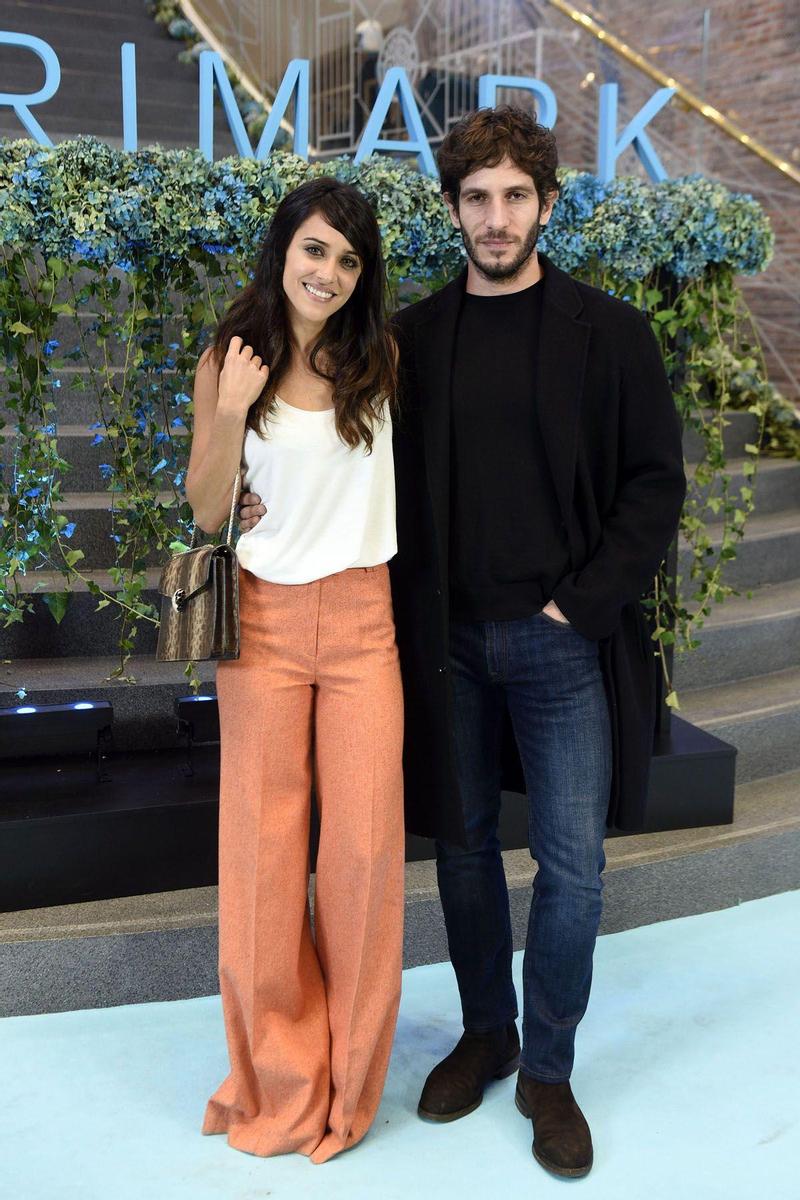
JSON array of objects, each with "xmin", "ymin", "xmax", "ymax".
[{"xmin": 461, "ymin": 219, "xmax": 542, "ymax": 282}]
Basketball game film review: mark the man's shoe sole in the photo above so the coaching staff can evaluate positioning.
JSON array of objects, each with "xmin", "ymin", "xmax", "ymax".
[
  {"xmin": 514, "ymin": 1089, "xmax": 593, "ymax": 1179},
  {"xmin": 416, "ymin": 1052, "xmax": 520, "ymax": 1123}
]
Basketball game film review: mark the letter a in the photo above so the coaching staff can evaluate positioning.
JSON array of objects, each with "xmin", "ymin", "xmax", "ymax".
[{"xmin": 354, "ymin": 67, "xmax": 437, "ymax": 177}]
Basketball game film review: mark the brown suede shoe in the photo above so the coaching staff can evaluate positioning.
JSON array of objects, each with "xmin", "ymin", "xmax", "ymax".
[
  {"xmin": 515, "ymin": 1073, "xmax": 593, "ymax": 1178},
  {"xmin": 417, "ymin": 1023, "xmax": 520, "ymax": 1122}
]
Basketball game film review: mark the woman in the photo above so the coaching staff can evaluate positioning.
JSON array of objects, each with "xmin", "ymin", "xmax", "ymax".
[{"xmin": 185, "ymin": 178, "xmax": 404, "ymax": 1164}]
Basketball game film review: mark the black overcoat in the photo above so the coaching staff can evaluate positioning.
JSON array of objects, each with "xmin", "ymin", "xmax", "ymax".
[{"xmin": 388, "ymin": 254, "xmax": 687, "ymax": 846}]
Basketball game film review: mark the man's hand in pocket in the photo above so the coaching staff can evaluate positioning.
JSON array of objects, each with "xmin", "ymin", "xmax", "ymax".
[{"xmin": 542, "ymin": 599, "xmax": 570, "ymax": 625}]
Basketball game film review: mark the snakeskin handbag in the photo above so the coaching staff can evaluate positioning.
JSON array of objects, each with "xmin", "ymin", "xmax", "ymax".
[{"xmin": 156, "ymin": 471, "xmax": 242, "ymax": 662}]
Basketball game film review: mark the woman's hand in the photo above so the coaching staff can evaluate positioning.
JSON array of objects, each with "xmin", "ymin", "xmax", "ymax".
[{"xmin": 218, "ymin": 336, "xmax": 269, "ymax": 416}]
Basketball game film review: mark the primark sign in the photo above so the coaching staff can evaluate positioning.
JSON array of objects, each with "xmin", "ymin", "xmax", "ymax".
[{"xmin": 0, "ymin": 30, "xmax": 676, "ymax": 183}]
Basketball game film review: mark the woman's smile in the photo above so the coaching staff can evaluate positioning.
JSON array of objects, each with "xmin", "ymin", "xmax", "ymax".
[{"xmin": 302, "ymin": 280, "xmax": 336, "ymax": 301}]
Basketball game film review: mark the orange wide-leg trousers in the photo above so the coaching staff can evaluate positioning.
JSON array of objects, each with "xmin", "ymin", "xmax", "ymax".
[{"xmin": 202, "ymin": 563, "xmax": 405, "ymax": 1164}]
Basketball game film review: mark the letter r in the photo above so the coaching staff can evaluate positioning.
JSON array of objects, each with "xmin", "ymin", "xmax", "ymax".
[{"xmin": 0, "ymin": 31, "xmax": 61, "ymax": 145}]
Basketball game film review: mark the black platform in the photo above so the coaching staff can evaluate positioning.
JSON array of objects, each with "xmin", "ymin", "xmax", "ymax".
[{"xmin": 0, "ymin": 716, "xmax": 736, "ymax": 911}]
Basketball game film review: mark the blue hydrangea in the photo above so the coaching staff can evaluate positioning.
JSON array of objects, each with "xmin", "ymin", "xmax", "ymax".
[{"xmin": 0, "ymin": 136, "xmax": 773, "ymax": 284}]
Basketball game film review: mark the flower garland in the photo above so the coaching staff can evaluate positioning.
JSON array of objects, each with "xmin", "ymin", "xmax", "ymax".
[{"xmin": 0, "ymin": 138, "xmax": 788, "ymax": 702}]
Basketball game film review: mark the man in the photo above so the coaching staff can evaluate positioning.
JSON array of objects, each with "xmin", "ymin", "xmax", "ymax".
[{"xmin": 239, "ymin": 106, "xmax": 686, "ymax": 1177}]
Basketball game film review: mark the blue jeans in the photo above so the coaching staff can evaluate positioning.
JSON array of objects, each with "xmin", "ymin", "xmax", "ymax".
[{"xmin": 436, "ymin": 611, "xmax": 612, "ymax": 1082}]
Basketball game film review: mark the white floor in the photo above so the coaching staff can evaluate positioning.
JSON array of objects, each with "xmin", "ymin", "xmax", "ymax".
[{"xmin": 3, "ymin": 891, "xmax": 799, "ymax": 1200}]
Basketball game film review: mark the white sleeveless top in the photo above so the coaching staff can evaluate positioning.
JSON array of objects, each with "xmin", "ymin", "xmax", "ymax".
[{"xmin": 235, "ymin": 396, "xmax": 396, "ymax": 584}]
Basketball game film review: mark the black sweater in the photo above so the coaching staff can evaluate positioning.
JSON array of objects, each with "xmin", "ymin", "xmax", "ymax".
[{"xmin": 449, "ymin": 279, "xmax": 570, "ymax": 621}]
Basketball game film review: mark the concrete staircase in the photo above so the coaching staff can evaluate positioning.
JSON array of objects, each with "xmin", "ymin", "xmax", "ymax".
[
  {"xmin": 677, "ymin": 416, "xmax": 800, "ymax": 788},
  {"xmin": 2, "ymin": 322, "xmax": 799, "ymax": 1015},
  {"xmin": 0, "ymin": 0, "xmax": 237, "ymax": 152},
  {"xmin": 0, "ymin": 312, "xmax": 214, "ymax": 741},
  {"xmin": 3, "ymin": 766, "xmax": 799, "ymax": 1015},
  {"xmin": 4, "ymin": 391, "xmax": 799, "ymax": 760},
  {"xmin": 1, "ymin": 0, "xmax": 798, "ymax": 1014}
]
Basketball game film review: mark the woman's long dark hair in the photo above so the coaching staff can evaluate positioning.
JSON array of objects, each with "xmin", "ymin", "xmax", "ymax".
[{"xmin": 213, "ymin": 177, "xmax": 396, "ymax": 452}]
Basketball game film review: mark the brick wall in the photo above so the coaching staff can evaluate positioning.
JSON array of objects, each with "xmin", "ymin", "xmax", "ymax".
[{"xmin": 535, "ymin": 0, "xmax": 800, "ymax": 400}]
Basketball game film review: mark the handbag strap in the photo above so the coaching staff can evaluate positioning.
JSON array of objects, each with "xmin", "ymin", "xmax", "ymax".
[{"xmin": 189, "ymin": 467, "xmax": 243, "ymax": 551}]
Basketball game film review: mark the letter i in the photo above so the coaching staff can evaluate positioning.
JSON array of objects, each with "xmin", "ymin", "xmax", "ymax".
[{"xmin": 121, "ymin": 42, "xmax": 137, "ymax": 151}]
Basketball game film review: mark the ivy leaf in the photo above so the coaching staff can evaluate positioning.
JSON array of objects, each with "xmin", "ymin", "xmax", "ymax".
[
  {"xmin": 664, "ymin": 690, "xmax": 680, "ymax": 710},
  {"xmin": 9, "ymin": 320, "xmax": 34, "ymax": 335},
  {"xmin": 43, "ymin": 591, "xmax": 71, "ymax": 624}
]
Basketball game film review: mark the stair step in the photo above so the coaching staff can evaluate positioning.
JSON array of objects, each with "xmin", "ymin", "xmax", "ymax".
[
  {"xmin": 673, "ymin": 578, "xmax": 800, "ymax": 689},
  {"xmin": 1, "ymin": 766, "xmax": 797, "ymax": 1013},
  {"xmin": 683, "ymin": 411, "xmax": 762, "ymax": 464},
  {"xmin": 678, "ymin": 510, "xmax": 800, "ymax": 589},
  {"xmin": 0, "ymin": 655, "xmax": 216, "ymax": 750},
  {"xmin": 680, "ymin": 666, "xmax": 800, "ymax": 783},
  {"xmin": 54, "ymin": 490, "xmax": 181, "ymax": 569},
  {"xmin": 0, "ymin": 46, "xmax": 210, "ymax": 85},
  {"xmin": 1, "ymin": 0, "xmax": 170, "ymax": 25},
  {"xmin": 1, "ymin": 425, "xmax": 188, "ymax": 494},
  {"xmin": 1, "ymin": 369, "xmax": 185, "ymax": 428},
  {"xmin": 45, "ymin": 314, "xmax": 186, "ymax": 368},
  {"xmin": 7, "ymin": 567, "xmax": 164, "ymax": 594},
  {"xmin": 0, "ymin": 568, "xmax": 164, "ymax": 658},
  {"xmin": 0, "ymin": 106, "xmax": 238, "ymax": 156},
  {"xmin": 687, "ymin": 455, "xmax": 800, "ymax": 518}
]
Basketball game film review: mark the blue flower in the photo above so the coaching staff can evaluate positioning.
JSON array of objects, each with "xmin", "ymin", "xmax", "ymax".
[
  {"xmin": 62, "ymin": 522, "xmax": 76, "ymax": 538},
  {"xmin": 91, "ymin": 434, "xmax": 104, "ymax": 445},
  {"xmin": 43, "ymin": 339, "xmax": 60, "ymax": 356}
]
